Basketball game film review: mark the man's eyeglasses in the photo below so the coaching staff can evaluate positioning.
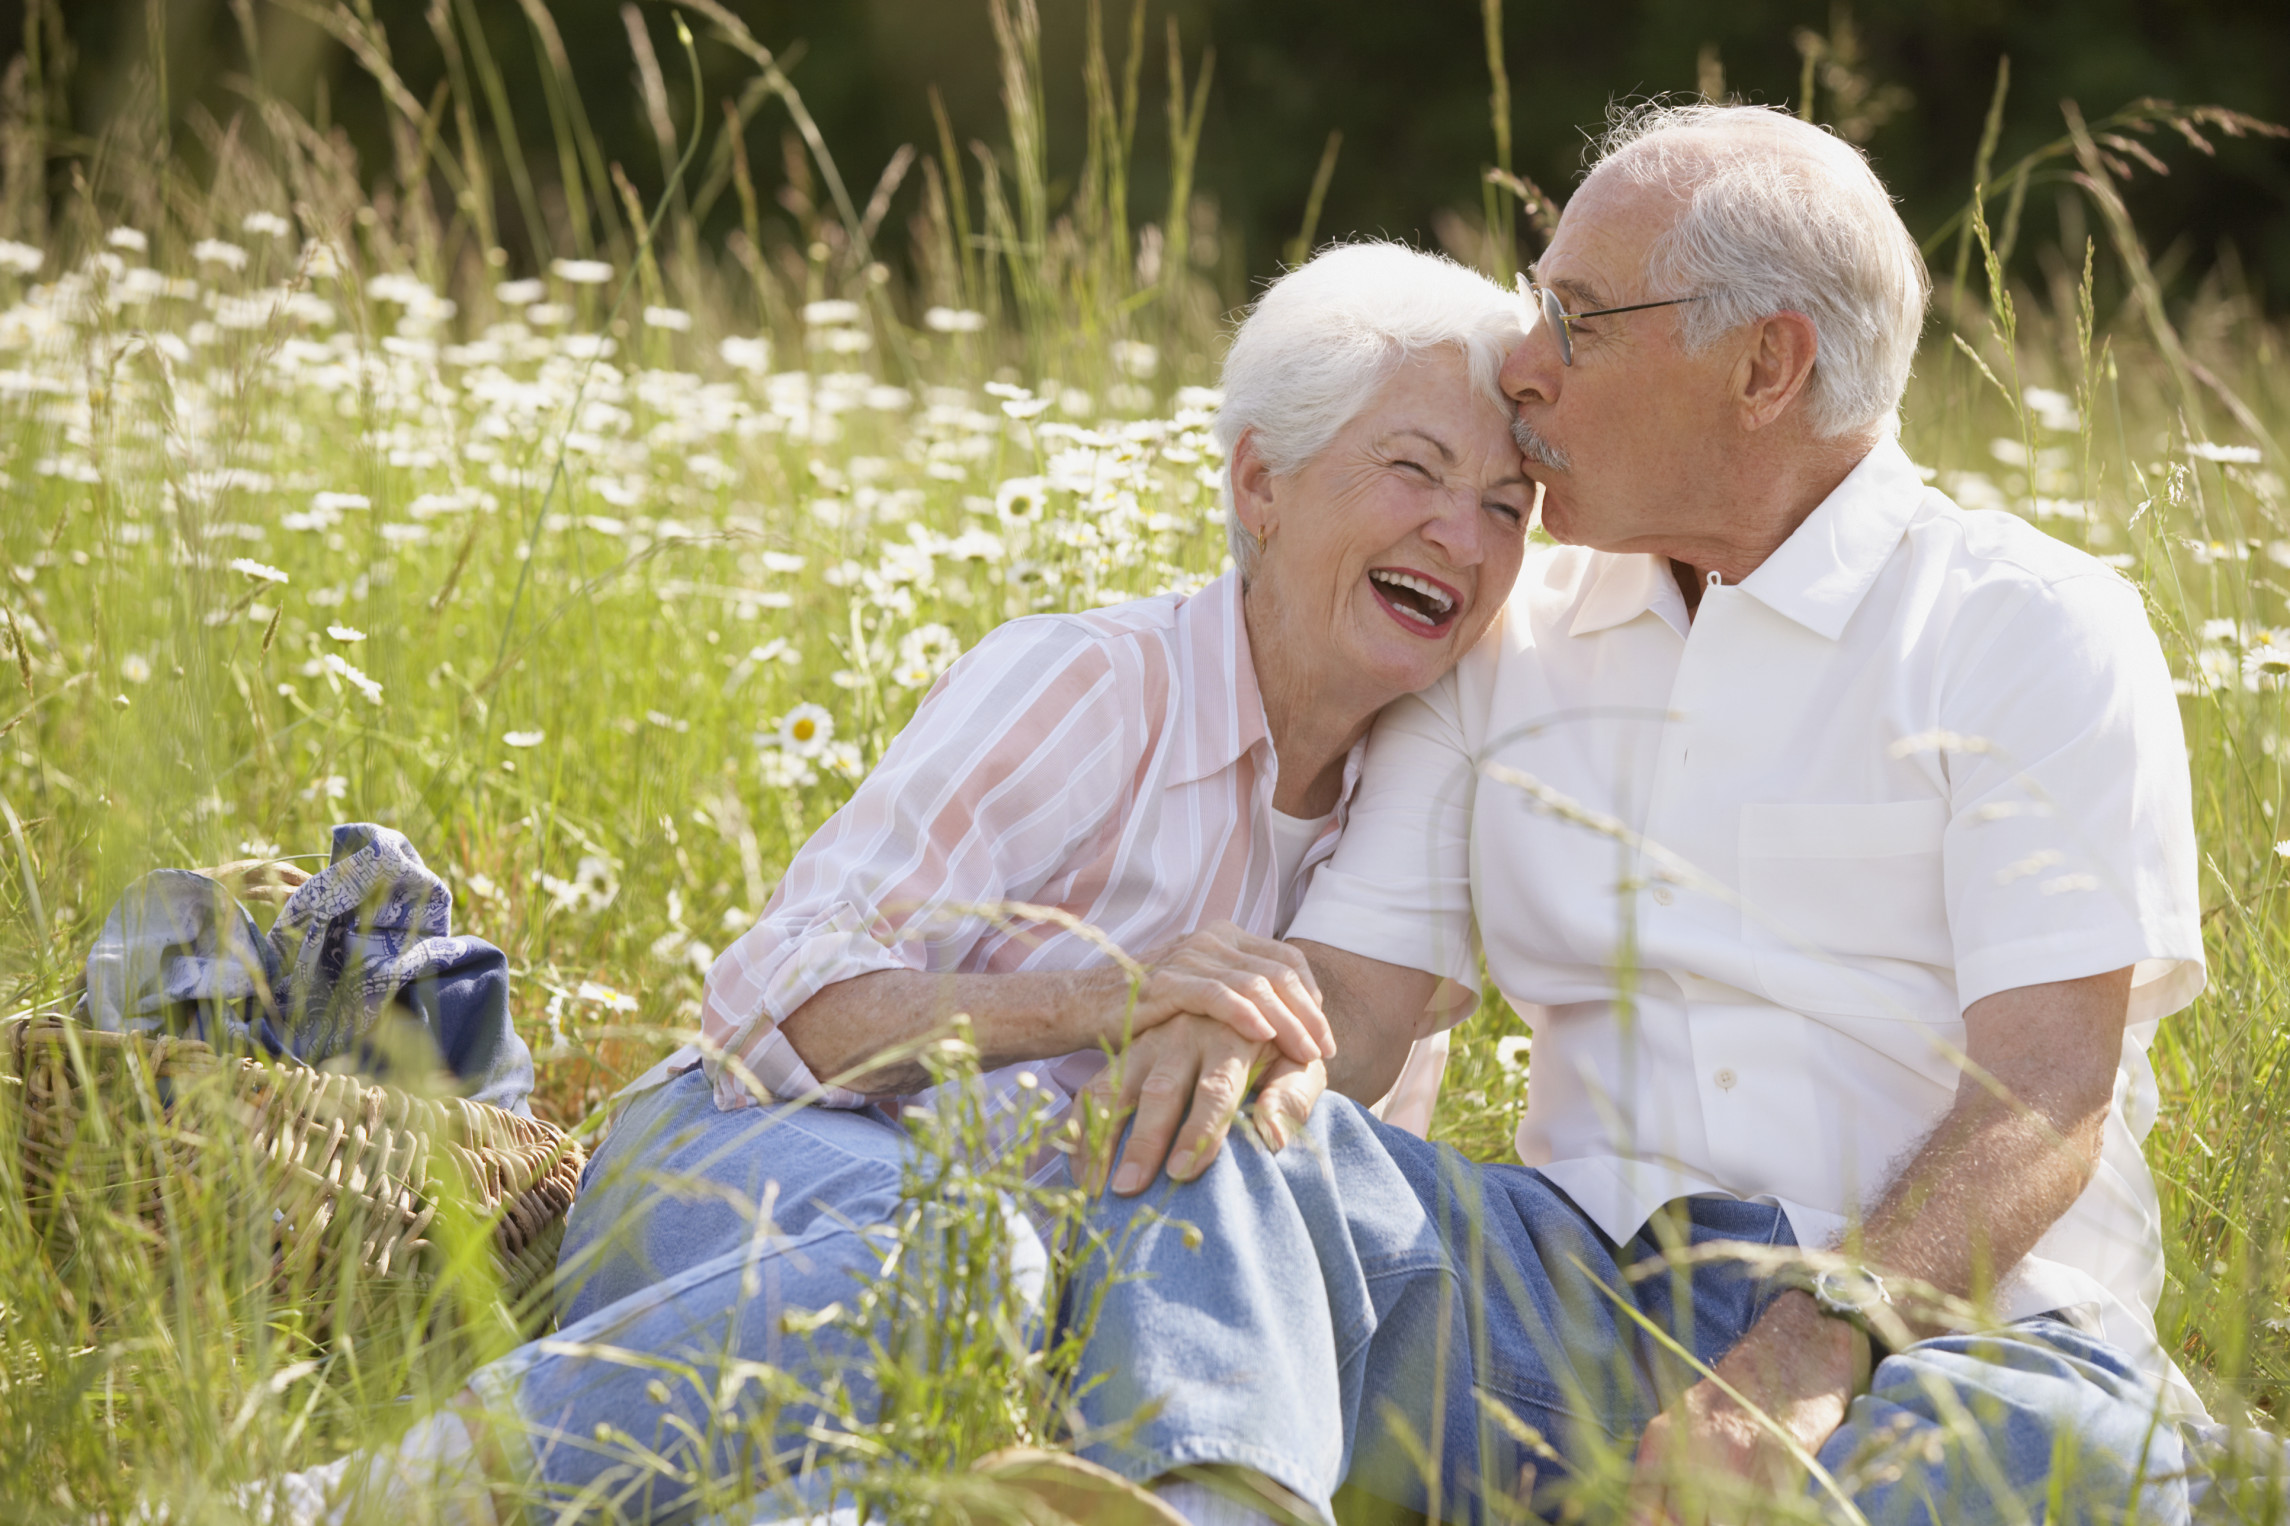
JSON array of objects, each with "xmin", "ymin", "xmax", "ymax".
[{"xmin": 1520, "ymin": 275, "xmax": 1705, "ymax": 367}]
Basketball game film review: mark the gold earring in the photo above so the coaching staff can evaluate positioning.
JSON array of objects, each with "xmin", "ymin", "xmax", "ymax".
[{"xmin": 1254, "ymin": 522, "xmax": 1273, "ymax": 552}]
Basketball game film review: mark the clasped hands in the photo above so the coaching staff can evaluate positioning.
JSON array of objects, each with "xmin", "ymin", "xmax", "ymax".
[{"xmin": 1079, "ymin": 921, "xmax": 1332, "ymax": 1197}]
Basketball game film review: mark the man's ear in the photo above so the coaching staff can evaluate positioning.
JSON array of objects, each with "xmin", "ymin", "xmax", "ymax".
[
  {"xmin": 1230, "ymin": 427, "xmax": 1277, "ymax": 536},
  {"xmin": 1736, "ymin": 310, "xmax": 1820, "ymax": 431}
]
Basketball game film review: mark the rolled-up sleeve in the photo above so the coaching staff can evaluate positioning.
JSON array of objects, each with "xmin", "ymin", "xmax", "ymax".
[
  {"xmin": 1288, "ymin": 673, "xmax": 1483, "ymax": 995},
  {"xmin": 702, "ymin": 620, "xmax": 1138, "ymax": 1110},
  {"xmin": 1939, "ymin": 572, "xmax": 2204, "ymax": 1025}
]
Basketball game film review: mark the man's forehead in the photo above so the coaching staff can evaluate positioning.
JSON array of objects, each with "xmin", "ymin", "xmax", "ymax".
[{"xmin": 1534, "ymin": 176, "xmax": 1678, "ymax": 304}]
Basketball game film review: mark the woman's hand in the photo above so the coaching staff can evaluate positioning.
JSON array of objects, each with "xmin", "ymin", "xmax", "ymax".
[
  {"xmin": 1116, "ymin": 921, "xmax": 1334, "ymax": 1066},
  {"xmin": 1084, "ymin": 1013, "xmax": 1326, "ymax": 1196}
]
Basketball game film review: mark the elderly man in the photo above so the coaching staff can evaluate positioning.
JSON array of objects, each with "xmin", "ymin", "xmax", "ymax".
[{"xmin": 1067, "ymin": 103, "xmax": 2242, "ymax": 1525}]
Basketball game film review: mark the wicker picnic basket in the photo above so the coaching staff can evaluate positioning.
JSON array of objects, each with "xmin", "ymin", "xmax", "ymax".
[{"xmin": 2, "ymin": 1014, "xmax": 585, "ymax": 1324}]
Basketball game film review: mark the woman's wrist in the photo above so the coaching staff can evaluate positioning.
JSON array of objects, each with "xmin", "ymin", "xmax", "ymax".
[{"xmin": 1073, "ymin": 964, "xmax": 1141, "ymax": 1053}]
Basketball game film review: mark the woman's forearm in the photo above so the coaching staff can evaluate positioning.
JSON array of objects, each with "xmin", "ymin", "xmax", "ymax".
[{"xmin": 777, "ymin": 966, "xmax": 1125, "ymax": 1095}]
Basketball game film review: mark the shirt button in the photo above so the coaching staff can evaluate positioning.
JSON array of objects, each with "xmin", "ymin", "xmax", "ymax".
[
  {"xmin": 1713, "ymin": 1067, "xmax": 1738, "ymax": 1091},
  {"xmin": 1651, "ymin": 885, "xmax": 1676, "ymax": 906}
]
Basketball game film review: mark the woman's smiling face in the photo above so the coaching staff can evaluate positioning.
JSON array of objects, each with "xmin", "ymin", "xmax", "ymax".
[{"xmin": 1236, "ymin": 347, "xmax": 1534, "ymax": 701}]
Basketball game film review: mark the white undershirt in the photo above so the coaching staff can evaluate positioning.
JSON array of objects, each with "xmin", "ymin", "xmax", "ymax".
[{"xmin": 1270, "ymin": 807, "xmax": 1334, "ymax": 936}]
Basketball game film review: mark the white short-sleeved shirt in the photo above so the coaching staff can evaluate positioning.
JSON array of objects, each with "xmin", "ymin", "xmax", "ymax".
[{"xmin": 1289, "ymin": 438, "xmax": 2206, "ymax": 1410}]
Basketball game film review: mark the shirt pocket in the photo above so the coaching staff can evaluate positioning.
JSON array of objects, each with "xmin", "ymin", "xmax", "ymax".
[{"xmin": 1737, "ymin": 800, "xmax": 1951, "ymax": 1018}]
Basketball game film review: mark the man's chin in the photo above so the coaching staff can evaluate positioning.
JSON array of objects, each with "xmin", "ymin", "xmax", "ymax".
[{"xmin": 1537, "ymin": 498, "xmax": 1590, "ymax": 546}]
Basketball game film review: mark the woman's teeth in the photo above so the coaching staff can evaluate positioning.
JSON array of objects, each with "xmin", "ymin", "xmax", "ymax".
[{"xmin": 1369, "ymin": 568, "xmax": 1455, "ymax": 624}]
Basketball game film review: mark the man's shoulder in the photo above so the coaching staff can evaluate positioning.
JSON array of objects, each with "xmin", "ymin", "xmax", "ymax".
[
  {"xmin": 1910, "ymin": 493, "xmax": 2139, "ymax": 604},
  {"xmin": 1899, "ymin": 495, "xmax": 2160, "ymax": 678}
]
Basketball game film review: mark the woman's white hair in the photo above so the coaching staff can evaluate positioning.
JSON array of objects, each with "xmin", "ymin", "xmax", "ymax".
[
  {"xmin": 1590, "ymin": 102, "xmax": 1931, "ymax": 439},
  {"xmin": 1212, "ymin": 241, "xmax": 1526, "ymax": 580}
]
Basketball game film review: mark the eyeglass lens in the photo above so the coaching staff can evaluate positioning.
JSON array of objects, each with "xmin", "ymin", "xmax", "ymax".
[{"xmin": 1537, "ymin": 285, "xmax": 1573, "ymax": 366}]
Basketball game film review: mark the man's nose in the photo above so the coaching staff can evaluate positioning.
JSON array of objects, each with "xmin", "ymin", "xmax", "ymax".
[{"xmin": 1499, "ymin": 327, "xmax": 1560, "ymax": 409}]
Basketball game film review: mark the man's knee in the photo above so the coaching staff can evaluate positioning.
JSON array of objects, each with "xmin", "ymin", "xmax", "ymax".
[{"xmin": 1823, "ymin": 1320, "xmax": 2190, "ymax": 1524}]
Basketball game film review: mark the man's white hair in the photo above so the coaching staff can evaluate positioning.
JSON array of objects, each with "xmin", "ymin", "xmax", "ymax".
[
  {"xmin": 1213, "ymin": 241, "xmax": 1526, "ymax": 581},
  {"xmin": 1589, "ymin": 102, "xmax": 1931, "ymax": 439}
]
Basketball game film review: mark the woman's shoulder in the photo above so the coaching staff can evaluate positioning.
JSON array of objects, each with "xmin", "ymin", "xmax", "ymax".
[
  {"xmin": 935, "ymin": 589, "xmax": 1198, "ymax": 722},
  {"xmin": 960, "ymin": 588, "xmax": 1198, "ymax": 679}
]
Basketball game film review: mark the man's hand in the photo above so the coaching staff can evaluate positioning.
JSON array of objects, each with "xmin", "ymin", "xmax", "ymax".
[
  {"xmin": 1121, "ymin": 921, "xmax": 1335, "ymax": 1067},
  {"xmin": 1630, "ymin": 1292, "xmax": 1857, "ymax": 1525},
  {"xmin": 1083, "ymin": 1013, "xmax": 1326, "ymax": 1196}
]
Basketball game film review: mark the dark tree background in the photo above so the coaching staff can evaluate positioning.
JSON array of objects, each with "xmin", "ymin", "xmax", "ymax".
[{"xmin": 12, "ymin": 0, "xmax": 2290, "ymax": 305}]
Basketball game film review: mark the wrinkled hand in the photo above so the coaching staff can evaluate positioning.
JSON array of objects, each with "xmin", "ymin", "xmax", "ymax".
[
  {"xmin": 196, "ymin": 858, "xmax": 312, "ymax": 909},
  {"xmin": 1630, "ymin": 1293, "xmax": 1858, "ymax": 1526},
  {"xmin": 1083, "ymin": 1013, "xmax": 1326, "ymax": 1196},
  {"xmin": 1119, "ymin": 921, "xmax": 1334, "ymax": 1067}
]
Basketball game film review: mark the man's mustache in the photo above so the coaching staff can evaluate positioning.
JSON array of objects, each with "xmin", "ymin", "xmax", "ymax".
[{"xmin": 1512, "ymin": 415, "xmax": 1572, "ymax": 473}]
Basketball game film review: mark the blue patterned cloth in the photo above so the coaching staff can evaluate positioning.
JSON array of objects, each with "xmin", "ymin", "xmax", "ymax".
[{"xmin": 76, "ymin": 823, "xmax": 534, "ymax": 1113}]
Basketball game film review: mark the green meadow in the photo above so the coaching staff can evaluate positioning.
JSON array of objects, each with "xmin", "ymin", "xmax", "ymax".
[{"xmin": 0, "ymin": 1, "xmax": 2285, "ymax": 1518}]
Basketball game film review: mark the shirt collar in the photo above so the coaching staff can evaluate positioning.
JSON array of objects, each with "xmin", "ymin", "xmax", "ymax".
[
  {"xmin": 1564, "ymin": 437, "xmax": 1925, "ymax": 644},
  {"xmin": 1567, "ymin": 552, "xmax": 1690, "ymax": 639},
  {"xmin": 1171, "ymin": 573, "xmax": 1371, "ymax": 822},
  {"xmin": 1734, "ymin": 436, "xmax": 1925, "ymax": 641},
  {"xmin": 1168, "ymin": 570, "xmax": 1272, "ymax": 786}
]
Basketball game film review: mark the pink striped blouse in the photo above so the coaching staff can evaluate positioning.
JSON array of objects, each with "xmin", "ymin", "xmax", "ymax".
[{"xmin": 697, "ymin": 570, "xmax": 1450, "ymax": 1143}]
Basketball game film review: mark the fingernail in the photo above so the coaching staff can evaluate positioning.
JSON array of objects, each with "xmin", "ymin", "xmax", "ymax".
[{"xmin": 1113, "ymin": 1164, "xmax": 1143, "ymax": 1194}]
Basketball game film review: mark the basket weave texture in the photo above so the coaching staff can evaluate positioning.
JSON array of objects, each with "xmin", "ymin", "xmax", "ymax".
[{"xmin": 3, "ymin": 1015, "xmax": 584, "ymax": 1315}]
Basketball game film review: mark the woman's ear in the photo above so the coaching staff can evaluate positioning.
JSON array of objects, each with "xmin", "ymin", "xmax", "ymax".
[{"xmin": 1230, "ymin": 427, "xmax": 1277, "ymax": 539}]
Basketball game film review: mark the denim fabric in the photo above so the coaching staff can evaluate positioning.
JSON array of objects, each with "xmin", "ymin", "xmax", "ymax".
[
  {"xmin": 483, "ymin": 1069, "xmax": 1047, "ymax": 1523},
  {"xmin": 1067, "ymin": 1094, "xmax": 2236, "ymax": 1526},
  {"xmin": 76, "ymin": 823, "xmax": 532, "ymax": 1111},
  {"xmin": 1821, "ymin": 1318, "xmax": 2193, "ymax": 1524},
  {"xmin": 556, "ymin": 1065, "xmax": 910, "ymax": 1325}
]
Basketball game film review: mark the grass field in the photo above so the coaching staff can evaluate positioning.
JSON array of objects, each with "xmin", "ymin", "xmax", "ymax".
[{"xmin": 1, "ymin": 1, "xmax": 2287, "ymax": 1519}]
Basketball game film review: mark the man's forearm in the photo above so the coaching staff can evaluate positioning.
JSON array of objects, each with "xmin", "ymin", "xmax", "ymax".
[
  {"xmin": 1291, "ymin": 940, "xmax": 1452, "ymax": 1102},
  {"xmin": 1849, "ymin": 1077, "xmax": 2104, "ymax": 1333},
  {"xmin": 779, "ymin": 967, "xmax": 1121, "ymax": 1095},
  {"xmin": 1649, "ymin": 969, "xmax": 2137, "ymax": 1495},
  {"xmin": 1844, "ymin": 967, "xmax": 2132, "ymax": 1335}
]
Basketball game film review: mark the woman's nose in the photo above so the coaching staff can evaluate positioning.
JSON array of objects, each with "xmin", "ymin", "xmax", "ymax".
[{"xmin": 1421, "ymin": 487, "xmax": 1488, "ymax": 567}]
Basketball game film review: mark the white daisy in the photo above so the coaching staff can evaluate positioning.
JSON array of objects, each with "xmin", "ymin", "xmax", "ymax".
[
  {"xmin": 550, "ymin": 257, "xmax": 613, "ymax": 285},
  {"xmin": 777, "ymin": 703, "xmax": 834, "ymax": 758}
]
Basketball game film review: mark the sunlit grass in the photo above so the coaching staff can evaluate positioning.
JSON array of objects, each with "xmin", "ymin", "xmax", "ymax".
[{"xmin": 0, "ymin": 0, "xmax": 2285, "ymax": 1519}]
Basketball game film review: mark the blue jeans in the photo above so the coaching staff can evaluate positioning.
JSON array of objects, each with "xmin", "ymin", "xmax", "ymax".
[
  {"xmin": 1066, "ymin": 1094, "xmax": 2237, "ymax": 1525},
  {"xmin": 468, "ymin": 1068, "xmax": 1047, "ymax": 1523}
]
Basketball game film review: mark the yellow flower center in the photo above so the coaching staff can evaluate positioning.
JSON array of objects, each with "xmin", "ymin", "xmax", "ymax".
[{"xmin": 792, "ymin": 718, "xmax": 816, "ymax": 741}]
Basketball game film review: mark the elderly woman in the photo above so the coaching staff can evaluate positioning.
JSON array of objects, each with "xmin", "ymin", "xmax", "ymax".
[{"xmin": 267, "ymin": 241, "xmax": 1530, "ymax": 1526}]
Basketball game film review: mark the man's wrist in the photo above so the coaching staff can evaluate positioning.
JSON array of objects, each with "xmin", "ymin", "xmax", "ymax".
[
  {"xmin": 1765, "ymin": 1290, "xmax": 1863, "ymax": 1374},
  {"xmin": 1806, "ymin": 1265, "xmax": 1893, "ymax": 1334},
  {"xmin": 1767, "ymin": 1288, "xmax": 1874, "ymax": 1395}
]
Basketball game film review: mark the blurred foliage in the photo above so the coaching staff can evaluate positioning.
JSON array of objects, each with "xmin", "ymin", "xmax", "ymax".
[{"xmin": 10, "ymin": 0, "xmax": 2289, "ymax": 308}]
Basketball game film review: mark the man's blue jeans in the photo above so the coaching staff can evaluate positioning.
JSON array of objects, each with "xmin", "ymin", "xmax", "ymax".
[{"xmin": 1066, "ymin": 1094, "xmax": 2222, "ymax": 1525}]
